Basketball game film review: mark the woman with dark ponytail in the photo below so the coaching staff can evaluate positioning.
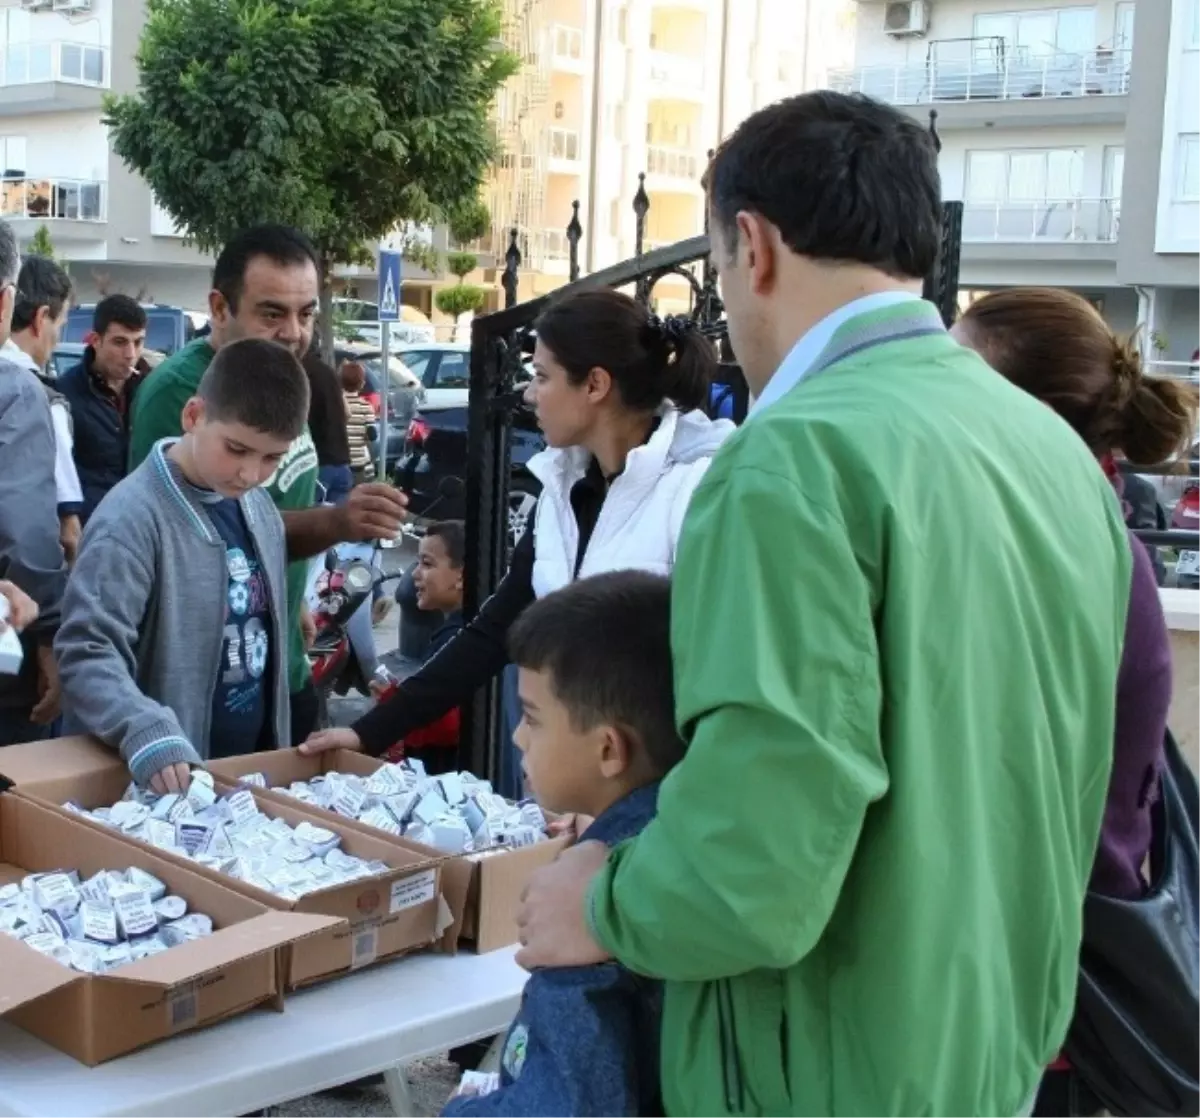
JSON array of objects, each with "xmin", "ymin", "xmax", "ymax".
[
  {"xmin": 953, "ymin": 287, "xmax": 1199, "ymax": 1117},
  {"xmin": 305, "ymin": 288, "xmax": 734, "ymax": 758}
]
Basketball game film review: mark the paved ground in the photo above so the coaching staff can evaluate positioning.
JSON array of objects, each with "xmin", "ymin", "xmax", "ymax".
[{"xmin": 277, "ymin": 539, "xmax": 468, "ymax": 1116}]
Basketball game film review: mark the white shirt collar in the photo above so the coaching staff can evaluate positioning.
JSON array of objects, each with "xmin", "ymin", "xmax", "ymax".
[
  {"xmin": 750, "ymin": 291, "xmax": 922, "ymax": 418},
  {"xmin": 0, "ymin": 337, "xmax": 40, "ymax": 374}
]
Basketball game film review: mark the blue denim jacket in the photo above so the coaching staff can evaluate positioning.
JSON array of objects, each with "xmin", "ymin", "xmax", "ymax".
[{"xmin": 443, "ymin": 783, "xmax": 663, "ymax": 1117}]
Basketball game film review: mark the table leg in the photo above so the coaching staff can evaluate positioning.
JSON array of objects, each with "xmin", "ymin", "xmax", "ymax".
[{"xmin": 383, "ymin": 1064, "xmax": 417, "ymax": 1117}]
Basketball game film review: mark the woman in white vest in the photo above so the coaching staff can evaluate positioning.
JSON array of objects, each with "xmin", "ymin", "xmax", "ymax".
[{"xmin": 303, "ymin": 288, "xmax": 735, "ymax": 759}]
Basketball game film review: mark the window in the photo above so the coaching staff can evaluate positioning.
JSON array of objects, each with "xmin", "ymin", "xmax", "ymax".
[
  {"xmin": 1188, "ymin": 0, "xmax": 1200, "ymax": 49},
  {"xmin": 609, "ymin": 199, "xmax": 620, "ymax": 236},
  {"xmin": 965, "ymin": 148, "xmax": 1084, "ymax": 201},
  {"xmin": 973, "ymin": 7, "xmax": 1097, "ymax": 57},
  {"xmin": 1114, "ymin": 2, "xmax": 1135, "ymax": 49},
  {"xmin": 616, "ymin": 7, "xmax": 628, "ymax": 46},
  {"xmin": 1103, "ymin": 146, "xmax": 1125, "ymax": 200},
  {"xmin": 401, "ymin": 352, "xmax": 437, "ymax": 385},
  {"xmin": 0, "ymin": 135, "xmax": 26, "ymax": 178},
  {"xmin": 1177, "ymin": 134, "xmax": 1200, "ymax": 200},
  {"xmin": 433, "ymin": 353, "xmax": 470, "ymax": 388}
]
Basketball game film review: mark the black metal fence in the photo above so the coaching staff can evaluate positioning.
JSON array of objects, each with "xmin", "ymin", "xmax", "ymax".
[{"xmin": 459, "ymin": 120, "xmax": 967, "ymax": 780}]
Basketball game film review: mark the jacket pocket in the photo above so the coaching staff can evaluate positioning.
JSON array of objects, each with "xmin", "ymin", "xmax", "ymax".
[
  {"xmin": 727, "ymin": 970, "xmax": 793, "ymax": 1117},
  {"xmin": 716, "ymin": 979, "xmax": 745, "ymax": 1114}
]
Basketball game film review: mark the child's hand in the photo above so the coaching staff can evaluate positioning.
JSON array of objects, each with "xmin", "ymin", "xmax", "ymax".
[
  {"xmin": 547, "ymin": 814, "xmax": 594, "ymax": 841},
  {"xmin": 149, "ymin": 762, "xmax": 193, "ymax": 795},
  {"xmin": 0, "ymin": 581, "xmax": 38, "ymax": 633},
  {"xmin": 300, "ymin": 727, "xmax": 363, "ymax": 755}
]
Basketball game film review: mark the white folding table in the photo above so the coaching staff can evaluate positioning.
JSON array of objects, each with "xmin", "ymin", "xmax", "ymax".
[{"xmin": 0, "ymin": 947, "xmax": 526, "ymax": 1118}]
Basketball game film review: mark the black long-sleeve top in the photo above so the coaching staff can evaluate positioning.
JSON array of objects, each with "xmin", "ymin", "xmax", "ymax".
[{"xmin": 353, "ymin": 462, "xmax": 609, "ymax": 755}]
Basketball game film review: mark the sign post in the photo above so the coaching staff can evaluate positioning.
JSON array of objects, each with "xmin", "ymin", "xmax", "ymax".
[{"xmin": 377, "ymin": 249, "xmax": 402, "ymax": 479}]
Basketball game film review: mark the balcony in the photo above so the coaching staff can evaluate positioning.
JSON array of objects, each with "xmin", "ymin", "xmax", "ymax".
[
  {"xmin": 828, "ymin": 49, "xmax": 1131, "ymax": 130},
  {"xmin": 547, "ymin": 127, "xmax": 582, "ymax": 172},
  {"xmin": 0, "ymin": 177, "xmax": 106, "ymax": 227},
  {"xmin": 648, "ymin": 51, "xmax": 705, "ymax": 97},
  {"xmin": 963, "ymin": 198, "xmax": 1119, "ymax": 244},
  {"xmin": 0, "ymin": 41, "xmax": 109, "ymax": 116},
  {"xmin": 531, "ymin": 229, "xmax": 573, "ymax": 275},
  {"xmin": 646, "ymin": 144, "xmax": 702, "ymax": 187},
  {"xmin": 548, "ymin": 25, "xmax": 584, "ymax": 73}
]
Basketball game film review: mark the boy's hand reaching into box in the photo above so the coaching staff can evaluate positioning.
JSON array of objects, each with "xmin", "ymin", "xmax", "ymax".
[
  {"xmin": 300, "ymin": 727, "xmax": 362, "ymax": 756},
  {"xmin": 149, "ymin": 762, "xmax": 193, "ymax": 796}
]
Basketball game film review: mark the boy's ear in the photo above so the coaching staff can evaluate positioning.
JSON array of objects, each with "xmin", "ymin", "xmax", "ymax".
[
  {"xmin": 180, "ymin": 397, "xmax": 205, "ymax": 434},
  {"xmin": 596, "ymin": 724, "xmax": 634, "ymax": 780}
]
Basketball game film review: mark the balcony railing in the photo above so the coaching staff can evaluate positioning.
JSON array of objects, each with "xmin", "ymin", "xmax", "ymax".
[
  {"xmin": 1, "ymin": 41, "xmax": 108, "ymax": 88},
  {"xmin": 0, "ymin": 177, "xmax": 106, "ymax": 222},
  {"xmin": 828, "ymin": 49, "xmax": 1131, "ymax": 105},
  {"xmin": 962, "ymin": 198, "xmax": 1119, "ymax": 243},
  {"xmin": 548, "ymin": 24, "xmax": 583, "ymax": 67},
  {"xmin": 646, "ymin": 144, "xmax": 700, "ymax": 181},
  {"xmin": 548, "ymin": 127, "xmax": 580, "ymax": 162},
  {"xmin": 648, "ymin": 50, "xmax": 705, "ymax": 91}
]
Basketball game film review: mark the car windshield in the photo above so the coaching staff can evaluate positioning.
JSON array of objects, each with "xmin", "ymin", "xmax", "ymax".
[{"xmin": 355, "ymin": 354, "xmax": 415, "ymax": 391}]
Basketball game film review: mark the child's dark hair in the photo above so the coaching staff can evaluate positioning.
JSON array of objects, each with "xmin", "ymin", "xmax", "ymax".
[
  {"xmin": 508, "ymin": 570, "xmax": 686, "ymax": 775},
  {"xmin": 424, "ymin": 520, "xmax": 465, "ymax": 568},
  {"xmin": 198, "ymin": 338, "xmax": 310, "ymax": 439},
  {"xmin": 534, "ymin": 289, "xmax": 715, "ymax": 413}
]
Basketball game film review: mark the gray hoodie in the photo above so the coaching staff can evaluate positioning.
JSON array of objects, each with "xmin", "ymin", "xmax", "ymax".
[
  {"xmin": 56, "ymin": 441, "xmax": 291, "ymax": 784},
  {"xmin": 0, "ymin": 354, "xmax": 67, "ymax": 714}
]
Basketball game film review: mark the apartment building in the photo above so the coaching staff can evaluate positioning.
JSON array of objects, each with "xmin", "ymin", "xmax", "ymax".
[
  {"xmin": 486, "ymin": 0, "xmax": 855, "ymax": 307},
  {"xmin": 0, "ymin": 0, "xmax": 215, "ymax": 307},
  {"xmin": 832, "ymin": 0, "xmax": 1199, "ymax": 368}
]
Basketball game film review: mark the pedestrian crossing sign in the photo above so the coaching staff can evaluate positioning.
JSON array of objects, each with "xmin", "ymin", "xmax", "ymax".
[{"xmin": 378, "ymin": 250, "xmax": 401, "ymax": 321}]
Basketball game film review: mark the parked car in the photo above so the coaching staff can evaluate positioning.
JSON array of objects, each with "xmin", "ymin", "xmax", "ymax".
[
  {"xmin": 397, "ymin": 399, "xmax": 545, "ymax": 540},
  {"xmin": 334, "ymin": 342, "xmax": 424, "ymax": 472},
  {"xmin": 395, "ymin": 343, "xmax": 473, "ymax": 409},
  {"xmin": 62, "ymin": 303, "xmax": 196, "ymax": 356}
]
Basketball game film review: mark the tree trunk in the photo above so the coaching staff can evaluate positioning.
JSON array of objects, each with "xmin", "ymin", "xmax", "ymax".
[{"xmin": 318, "ymin": 252, "xmax": 336, "ymax": 362}]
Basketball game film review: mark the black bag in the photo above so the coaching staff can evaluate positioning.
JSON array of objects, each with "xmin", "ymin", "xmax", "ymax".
[{"xmin": 1064, "ymin": 731, "xmax": 1200, "ymax": 1117}]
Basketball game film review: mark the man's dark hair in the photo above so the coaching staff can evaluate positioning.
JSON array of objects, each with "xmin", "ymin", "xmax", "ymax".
[
  {"xmin": 508, "ymin": 570, "xmax": 686, "ymax": 775},
  {"xmin": 706, "ymin": 91, "xmax": 941, "ymax": 280},
  {"xmin": 13, "ymin": 256, "xmax": 72, "ymax": 333},
  {"xmin": 0, "ymin": 219, "xmax": 18, "ymax": 289},
  {"xmin": 198, "ymin": 338, "xmax": 310, "ymax": 439},
  {"xmin": 93, "ymin": 293, "xmax": 147, "ymax": 337},
  {"xmin": 424, "ymin": 521, "xmax": 465, "ymax": 569},
  {"xmin": 212, "ymin": 225, "xmax": 320, "ymax": 314}
]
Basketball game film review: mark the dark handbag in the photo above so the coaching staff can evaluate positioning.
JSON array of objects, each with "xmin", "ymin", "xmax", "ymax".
[{"xmin": 1064, "ymin": 730, "xmax": 1200, "ymax": 1117}]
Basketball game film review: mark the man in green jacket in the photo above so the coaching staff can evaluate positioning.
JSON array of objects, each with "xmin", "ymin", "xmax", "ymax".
[
  {"xmin": 515, "ymin": 92, "xmax": 1132, "ymax": 1115},
  {"xmin": 129, "ymin": 225, "xmax": 407, "ymax": 744}
]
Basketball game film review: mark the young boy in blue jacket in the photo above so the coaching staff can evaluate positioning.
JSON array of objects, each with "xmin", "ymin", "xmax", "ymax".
[{"xmin": 443, "ymin": 569, "xmax": 686, "ymax": 1118}]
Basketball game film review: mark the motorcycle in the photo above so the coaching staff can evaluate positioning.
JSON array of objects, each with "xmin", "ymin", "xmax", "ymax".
[{"xmin": 308, "ymin": 477, "xmax": 466, "ymax": 724}]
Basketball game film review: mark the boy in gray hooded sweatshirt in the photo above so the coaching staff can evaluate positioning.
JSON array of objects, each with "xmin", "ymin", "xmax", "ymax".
[{"xmin": 56, "ymin": 338, "xmax": 309, "ymax": 792}]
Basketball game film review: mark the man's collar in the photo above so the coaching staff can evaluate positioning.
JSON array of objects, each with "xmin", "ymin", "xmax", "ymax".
[
  {"xmin": 750, "ymin": 291, "xmax": 924, "ymax": 418},
  {"xmin": 0, "ymin": 337, "xmax": 40, "ymax": 374}
]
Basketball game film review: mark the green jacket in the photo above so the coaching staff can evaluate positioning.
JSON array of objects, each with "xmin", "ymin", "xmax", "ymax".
[
  {"xmin": 588, "ymin": 300, "xmax": 1131, "ymax": 1116},
  {"xmin": 129, "ymin": 339, "xmax": 319, "ymax": 693}
]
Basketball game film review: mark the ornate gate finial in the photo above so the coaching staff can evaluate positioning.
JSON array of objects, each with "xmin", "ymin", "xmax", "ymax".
[
  {"xmin": 566, "ymin": 200, "xmax": 583, "ymax": 282},
  {"xmin": 502, "ymin": 227, "xmax": 521, "ymax": 309}
]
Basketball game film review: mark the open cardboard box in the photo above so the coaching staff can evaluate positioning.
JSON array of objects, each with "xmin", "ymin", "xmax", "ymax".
[
  {"xmin": 0, "ymin": 792, "xmax": 338, "ymax": 1065},
  {"xmin": 207, "ymin": 748, "xmax": 569, "ymax": 953},
  {"xmin": 1, "ymin": 737, "xmax": 448, "ymax": 988}
]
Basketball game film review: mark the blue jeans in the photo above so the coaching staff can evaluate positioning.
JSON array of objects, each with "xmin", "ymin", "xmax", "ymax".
[{"xmin": 318, "ymin": 464, "xmax": 354, "ymax": 509}]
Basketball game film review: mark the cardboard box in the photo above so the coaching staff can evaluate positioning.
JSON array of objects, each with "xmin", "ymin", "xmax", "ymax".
[
  {"xmin": 207, "ymin": 748, "xmax": 569, "ymax": 953},
  {"xmin": 2, "ymin": 738, "xmax": 447, "ymax": 988},
  {"xmin": 0, "ymin": 792, "xmax": 337, "ymax": 1065}
]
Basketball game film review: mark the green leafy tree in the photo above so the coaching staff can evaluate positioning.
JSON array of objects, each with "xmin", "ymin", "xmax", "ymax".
[
  {"xmin": 447, "ymin": 196, "xmax": 491, "ymax": 246},
  {"xmin": 27, "ymin": 225, "xmax": 55, "ymax": 260},
  {"xmin": 435, "ymin": 249, "xmax": 486, "ymax": 319},
  {"xmin": 104, "ymin": 0, "xmax": 516, "ymax": 354}
]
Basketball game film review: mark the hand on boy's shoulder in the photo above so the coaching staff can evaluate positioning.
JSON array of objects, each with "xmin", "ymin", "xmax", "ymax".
[{"xmin": 516, "ymin": 841, "xmax": 612, "ymax": 972}]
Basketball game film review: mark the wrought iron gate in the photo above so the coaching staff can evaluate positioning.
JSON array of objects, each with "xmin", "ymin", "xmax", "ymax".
[{"xmin": 461, "ymin": 126, "xmax": 965, "ymax": 782}]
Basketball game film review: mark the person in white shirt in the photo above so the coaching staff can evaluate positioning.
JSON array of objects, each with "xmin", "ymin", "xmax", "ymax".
[
  {"xmin": 3, "ymin": 257, "xmax": 84, "ymax": 564},
  {"xmin": 303, "ymin": 287, "xmax": 736, "ymax": 758}
]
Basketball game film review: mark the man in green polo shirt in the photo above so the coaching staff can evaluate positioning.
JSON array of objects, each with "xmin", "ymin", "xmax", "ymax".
[{"xmin": 130, "ymin": 224, "xmax": 407, "ymax": 744}]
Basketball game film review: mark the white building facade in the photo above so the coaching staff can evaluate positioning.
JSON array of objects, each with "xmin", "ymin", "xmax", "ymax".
[{"xmin": 832, "ymin": 0, "xmax": 1199, "ymax": 367}]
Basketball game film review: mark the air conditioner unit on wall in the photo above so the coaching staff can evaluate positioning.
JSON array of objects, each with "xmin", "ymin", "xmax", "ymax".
[
  {"xmin": 883, "ymin": 0, "xmax": 929, "ymax": 37},
  {"xmin": 53, "ymin": 0, "xmax": 94, "ymax": 11}
]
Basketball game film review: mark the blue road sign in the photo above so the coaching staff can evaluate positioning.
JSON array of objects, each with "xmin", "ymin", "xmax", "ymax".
[{"xmin": 378, "ymin": 250, "xmax": 402, "ymax": 322}]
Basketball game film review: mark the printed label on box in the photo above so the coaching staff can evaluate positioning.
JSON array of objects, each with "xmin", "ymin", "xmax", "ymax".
[
  {"xmin": 390, "ymin": 869, "xmax": 437, "ymax": 914},
  {"xmin": 350, "ymin": 925, "xmax": 379, "ymax": 970},
  {"xmin": 166, "ymin": 983, "xmax": 199, "ymax": 1033}
]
